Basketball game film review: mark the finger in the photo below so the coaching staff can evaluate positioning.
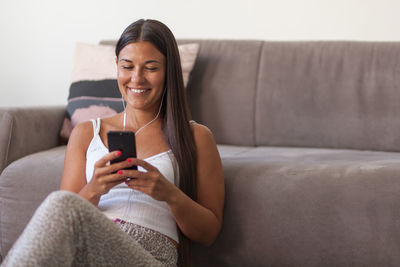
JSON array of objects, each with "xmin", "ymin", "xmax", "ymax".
[
  {"xmin": 120, "ymin": 169, "xmax": 148, "ymax": 180},
  {"xmin": 99, "ymin": 177, "xmax": 125, "ymax": 194},
  {"xmin": 125, "ymin": 178, "xmax": 150, "ymax": 188},
  {"xmin": 129, "ymin": 158, "xmax": 158, "ymax": 172},
  {"xmin": 107, "ymin": 158, "xmax": 136, "ymax": 173},
  {"xmin": 93, "ymin": 161, "xmax": 130, "ymax": 178},
  {"xmin": 107, "ymin": 178, "xmax": 125, "ymax": 189},
  {"xmin": 100, "ymin": 171, "xmax": 126, "ymax": 184},
  {"xmin": 95, "ymin": 151, "xmax": 122, "ymax": 168}
]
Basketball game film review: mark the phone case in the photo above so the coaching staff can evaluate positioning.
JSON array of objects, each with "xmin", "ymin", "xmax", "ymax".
[{"xmin": 107, "ymin": 131, "xmax": 137, "ymax": 170}]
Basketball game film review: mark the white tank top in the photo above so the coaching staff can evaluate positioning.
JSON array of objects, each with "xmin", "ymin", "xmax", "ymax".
[{"xmin": 85, "ymin": 118, "xmax": 179, "ymax": 242}]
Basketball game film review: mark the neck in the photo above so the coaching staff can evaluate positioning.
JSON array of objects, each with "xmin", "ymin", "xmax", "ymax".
[
  {"xmin": 123, "ymin": 105, "xmax": 162, "ymax": 135},
  {"xmin": 123, "ymin": 88, "xmax": 166, "ymax": 134}
]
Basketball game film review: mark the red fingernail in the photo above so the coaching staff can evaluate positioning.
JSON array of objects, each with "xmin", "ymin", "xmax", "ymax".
[
  {"xmin": 126, "ymin": 158, "xmax": 132, "ymax": 163},
  {"xmin": 117, "ymin": 170, "xmax": 123, "ymax": 175},
  {"xmin": 116, "ymin": 151, "xmax": 122, "ymax": 156}
]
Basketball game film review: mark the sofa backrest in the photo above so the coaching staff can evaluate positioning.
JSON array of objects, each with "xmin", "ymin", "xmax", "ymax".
[
  {"xmin": 102, "ymin": 39, "xmax": 264, "ymax": 146},
  {"xmin": 256, "ymin": 41, "xmax": 400, "ymax": 151},
  {"xmin": 103, "ymin": 39, "xmax": 400, "ymax": 151},
  {"xmin": 180, "ymin": 40, "xmax": 400, "ymax": 152},
  {"xmin": 179, "ymin": 40, "xmax": 263, "ymax": 146}
]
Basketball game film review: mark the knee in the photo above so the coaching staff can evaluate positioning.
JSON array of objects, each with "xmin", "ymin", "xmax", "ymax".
[
  {"xmin": 42, "ymin": 190, "xmax": 83, "ymax": 211},
  {"xmin": 27, "ymin": 191, "xmax": 83, "ymax": 225},
  {"xmin": 46, "ymin": 190, "xmax": 77, "ymax": 202}
]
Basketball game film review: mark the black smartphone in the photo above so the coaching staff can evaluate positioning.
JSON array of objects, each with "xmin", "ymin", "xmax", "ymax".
[{"xmin": 107, "ymin": 131, "xmax": 137, "ymax": 171}]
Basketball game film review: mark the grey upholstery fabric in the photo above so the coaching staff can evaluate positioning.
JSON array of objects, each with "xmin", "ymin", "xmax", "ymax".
[
  {"xmin": 0, "ymin": 112, "xmax": 12, "ymax": 175},
  {"xmin": 2, "ymin": 40, "xmax": 400, "ymax": 266},
  {"xmin": 3, "ymin": 146, "xmax": 400, "ymax": 266},
  {"xmin": 194, "ymin": 145, "xmax": 400, "ymax": 266},
  {"xmin": 103, "ymin": 39, "xmax": 263, "ymax": 146},
  {"xmin": 181, "ymin": 40, "xmax": 262, "ymax": 146},
  {"xmin": 101, "ymin": 40, "xmax": 400, "ymax": 150},
  {"xmin": 0, "ymin": 107, "xmax": 66, "ymax": 174},
  {"xmin": 255, "ymin": 41, "xmax": 400, "ymax": 151},
  {"xmin": 0, "ymin": 146, "xmax": 65, "ymax": 258}
]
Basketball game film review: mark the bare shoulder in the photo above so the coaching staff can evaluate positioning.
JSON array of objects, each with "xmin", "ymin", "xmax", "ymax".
[
  {"xmin": 67, "ymin": 121, "xmax": 94, "ymax": 151},
  {"xmin": 60, "ymin": 120, "xmax": 94, "ymax": 191},
  {"xmin": 190, "ymin": 123, "xmax": 222, "ymax": 164},
  {"xmin": 190, "ymin": 123, "xmax": 216, "ymax": 149},
  {"xmin": 71, "ymin": 120, "xmax": 93, "ymax": 136}
]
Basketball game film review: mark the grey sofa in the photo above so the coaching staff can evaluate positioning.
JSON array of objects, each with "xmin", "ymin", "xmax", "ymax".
[{"xmin": 2, "ymin": 40, "xmax": 400, "ymax": 266}]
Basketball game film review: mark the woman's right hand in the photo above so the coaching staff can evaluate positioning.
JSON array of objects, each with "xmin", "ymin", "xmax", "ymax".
[
  {"xmin": 60, "ymin": 122, "xmax": 136, "ymax": 205},
  {"xmin": 85, "ymin": 150, "xmax": 133, "ymax": 199}
]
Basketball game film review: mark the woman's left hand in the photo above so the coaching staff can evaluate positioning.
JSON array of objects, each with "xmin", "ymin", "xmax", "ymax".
[{"xmin": 120, "ymin": 158, "xmax": 177, "ymax": 202}]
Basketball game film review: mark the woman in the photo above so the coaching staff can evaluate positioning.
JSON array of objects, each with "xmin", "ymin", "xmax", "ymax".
[{"xmin": 1, "ymin": 19, "xmax": 224, "ymax": 266}]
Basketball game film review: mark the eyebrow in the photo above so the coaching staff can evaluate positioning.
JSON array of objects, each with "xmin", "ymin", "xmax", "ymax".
[
  {"xmin": 119, "ymin": 59, "xmax": 161, "ymax": 64},
  {"xmin": 119, "ymin": 58, "xmax": 133, "ymax": 63}
]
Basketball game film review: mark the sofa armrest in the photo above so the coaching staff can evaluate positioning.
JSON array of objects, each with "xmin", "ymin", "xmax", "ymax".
[{"xmin": 0, "ymin": 106, "xmax": 66, "ymax": 174}]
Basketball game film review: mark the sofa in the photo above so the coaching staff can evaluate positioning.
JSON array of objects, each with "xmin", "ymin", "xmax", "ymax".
[{"xmin": 2, "ymin": 39, "xmax": 400, "ymax": 266}]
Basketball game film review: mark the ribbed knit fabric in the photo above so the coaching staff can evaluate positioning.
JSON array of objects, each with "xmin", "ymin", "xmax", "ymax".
[{"xmin": 86, "ymin": 118, "xmax": 179, "ymax": 242}]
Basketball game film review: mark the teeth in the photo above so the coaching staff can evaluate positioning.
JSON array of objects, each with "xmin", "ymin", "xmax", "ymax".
[{"xmin": 130, "ymin": 88, "xmax": 147, "ymax": 93}]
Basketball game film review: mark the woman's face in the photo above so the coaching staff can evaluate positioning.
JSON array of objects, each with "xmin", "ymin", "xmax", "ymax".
[{"xmin": 116, "ymin": 41, "xmax": 166, "ymax": 113}]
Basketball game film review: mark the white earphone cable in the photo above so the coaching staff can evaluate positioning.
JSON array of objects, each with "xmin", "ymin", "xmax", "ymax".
[{"xmin": 122, "ymin": 88, "xmax": 166, "ymax": 135}]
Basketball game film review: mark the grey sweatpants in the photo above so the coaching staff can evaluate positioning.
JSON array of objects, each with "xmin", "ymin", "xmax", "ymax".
[{"xmin": 1, "ymin": 191, "xmax": 175, "ymax": 267}]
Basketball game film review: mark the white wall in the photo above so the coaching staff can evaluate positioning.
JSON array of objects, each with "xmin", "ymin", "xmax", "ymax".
[{"xmin": 1, "ymin": 0, "xmax": 400, "ymax": 107}]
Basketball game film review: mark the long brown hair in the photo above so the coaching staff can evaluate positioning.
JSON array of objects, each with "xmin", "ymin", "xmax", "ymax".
[{"xmin": 115, "ymin": 19, "xmax": 197, "ymax": 266}]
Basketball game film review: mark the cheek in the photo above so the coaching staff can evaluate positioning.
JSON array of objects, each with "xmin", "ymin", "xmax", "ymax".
[
  {"xmin": 117, "ymin": 70, "xmax": 131, "ymax": 83},
  {"xmin": 117, "ymin": 71, "xmax": 130, "ymax": 96},
  {"xmin": 152, "ymin": 72, "xmax": 166, "ymax": 87},
  {"xmin": 155, "ymin": 76, "xmax": 165, "ymax": 87}
]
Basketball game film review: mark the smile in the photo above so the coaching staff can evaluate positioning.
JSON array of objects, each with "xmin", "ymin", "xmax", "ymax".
[{"xmin": 128, "ymin": 88, "xmax": 150, "ymax": 94}]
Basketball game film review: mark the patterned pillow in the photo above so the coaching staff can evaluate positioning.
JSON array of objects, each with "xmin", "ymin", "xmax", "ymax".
[{"xmin": 60, "ymin": 42, "xmax": 199, "ymax": 141}]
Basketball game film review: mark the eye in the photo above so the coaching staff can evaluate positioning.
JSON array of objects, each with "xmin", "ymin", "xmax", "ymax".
[
  {"xmin": 121, "ymin": 66, "xmax": 133, "ymax": 70},
  {"xmin": 145, "ymin": 67, "xmax": 158, "ymax": 71}
]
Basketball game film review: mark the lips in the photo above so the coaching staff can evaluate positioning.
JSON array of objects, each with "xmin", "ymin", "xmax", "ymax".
[{"xmin": 128, "ymin": 87, "xmax": 150, "ymax": 94}]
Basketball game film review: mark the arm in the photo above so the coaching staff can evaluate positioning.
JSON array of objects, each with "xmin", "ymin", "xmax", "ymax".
[
  {"xmin": 60, "ymin": 121, "xmax": 134, "ymax": 205},
  {"xmin": 125, "ymin": 124, "xmax": 225, "ymax": 246},
  {"xmin": 168, "ymin": 124, "xmax": 225, "ymax": 246},
  {"xmin": 59, "ymin": 121, "xmax": 93, "ymax": 200}
]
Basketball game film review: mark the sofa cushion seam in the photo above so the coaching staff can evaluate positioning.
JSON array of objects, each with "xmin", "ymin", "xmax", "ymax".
[
  {"xmin": 0, "ymin": 112, "xmax": 13, "ymax": 175},
  {"xmin": 253, "ymin": 41, "xmax": 264, "ymax": 147},
  {"xmin": 4, "ymin": 112, "xmax": 13, "ymax": 172},
  {"xmin": 0, "ymin": 112, "xmax": 12, "ymax": 259}
]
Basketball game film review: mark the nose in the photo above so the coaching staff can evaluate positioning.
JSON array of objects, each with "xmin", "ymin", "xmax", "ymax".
[{"xmin": 131, "ymin": 69, "xmax": 145, "ymax": 83}]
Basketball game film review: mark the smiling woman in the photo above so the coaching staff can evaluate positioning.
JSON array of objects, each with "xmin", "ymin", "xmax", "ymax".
[
  {"xmin": 1, "ymin": 19, "xmax": 225, "ymax": 267},
  {"xmin": 59, "ymin": 41, "xmax": 199, "ymax": 141},
  {"xmin": 117, "ymin": 41, "xmax": 166, "ymax": 115}
]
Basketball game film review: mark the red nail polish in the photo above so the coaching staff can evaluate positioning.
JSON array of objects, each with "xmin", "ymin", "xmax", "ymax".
[
  {"xmin": 117, "ymin": 170, "xmax": 123, "ymax": 175},
  {"xmin": 126, "ymin": 158, "xmax": 132, "ymax": 163},
  {"xmin": 116, "ymin": 151, "xmax": 122, "ymax": 157}
]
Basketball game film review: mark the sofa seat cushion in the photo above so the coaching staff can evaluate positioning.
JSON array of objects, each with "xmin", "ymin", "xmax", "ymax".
[
  {"xmin": 196, "ymin": 145, "xmax": 400, "ymax": 266},
  {"xmin": 3, "ymin": 145, "xmax": 400, "ymax": 266},
  {"xmin": 0, "ymin": 146, "xmax": 66, "ymax": 259}
]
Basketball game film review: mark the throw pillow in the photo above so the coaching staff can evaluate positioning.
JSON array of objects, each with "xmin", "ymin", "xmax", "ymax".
[{"xmin": 60, "ymin": 42, "xmax": 199, "ymax": 141}]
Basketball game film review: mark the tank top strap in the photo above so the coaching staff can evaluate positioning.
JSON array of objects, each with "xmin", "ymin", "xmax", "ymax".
[
  {"xmin": 189, "ymin": 120, "xmax": 196, "ymax": 124},
  {"xmin": 90, "ymin": 118, "xmax": 101, "ymax": 137}
]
